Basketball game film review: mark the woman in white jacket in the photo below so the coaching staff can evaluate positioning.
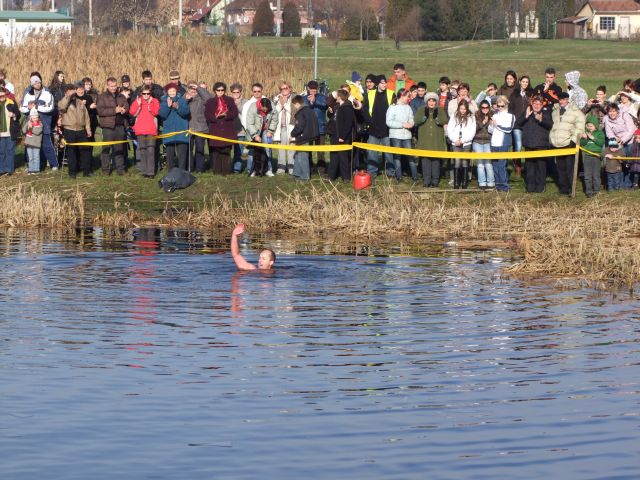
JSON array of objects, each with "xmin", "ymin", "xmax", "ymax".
[
  {"xmin": 447, "ymin": 100, "xmax": 476, "ymax": 189},
  {"xmin": 490, "ymin": 95, "xmax": 516, "ymax": 192},
  {"xmin": 272, "ymin": 81, "xmax": 295, "ymax": 174},
  {"xmin": 386, "ymin": 88, "xmax": 416, "ymax": 181}
]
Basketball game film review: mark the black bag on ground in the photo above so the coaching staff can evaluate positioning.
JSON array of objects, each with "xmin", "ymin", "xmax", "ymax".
[{"xmin": 158, "ymin": 168, "xmax": 196, "ymax": 193}]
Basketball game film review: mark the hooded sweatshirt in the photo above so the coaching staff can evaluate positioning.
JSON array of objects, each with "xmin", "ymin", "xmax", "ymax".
[
  {"xmin": 565, "ymin": 71, "xmax": 588, "ymax": 110},
  {"xmin": 579, "ymin": 114, "xmax": 605, "ymax": 155}
]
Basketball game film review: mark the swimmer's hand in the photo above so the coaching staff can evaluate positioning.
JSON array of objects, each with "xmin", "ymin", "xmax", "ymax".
[{"xmin": 232, "ymin": 224, "xmax": 245, "ymax": 236}]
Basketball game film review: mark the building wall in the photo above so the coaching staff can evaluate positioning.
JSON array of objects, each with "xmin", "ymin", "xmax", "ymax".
[
  {"xmin": 591, "ymin": 13, "xmax": 640, "ymax": 38},
  {"xmin": 0, "ymin": 20, "xmax": 72, "ymax": 46}
]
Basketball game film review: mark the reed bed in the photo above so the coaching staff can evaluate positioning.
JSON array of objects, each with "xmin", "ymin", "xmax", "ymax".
[
  {"xmin": 0, "ymin": 183, "xmax": 83, "ymax": 227},
  {"xmin": 3, "ymin": 32, "xmax": 310, "ymax": 96}
]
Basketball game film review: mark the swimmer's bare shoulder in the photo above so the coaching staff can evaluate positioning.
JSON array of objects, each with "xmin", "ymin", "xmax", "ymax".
[{"xmin": 231, "ymin": 224, "xmax": 276, "ymax": 271}]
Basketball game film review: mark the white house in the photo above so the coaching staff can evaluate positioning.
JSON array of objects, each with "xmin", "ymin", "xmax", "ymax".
[{"xmin": 0, "ymin": 10, "xmax": 73, "ymax": 46}]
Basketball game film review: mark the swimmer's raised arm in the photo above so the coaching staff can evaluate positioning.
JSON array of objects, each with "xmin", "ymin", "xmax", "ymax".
[{"xmin": 231, "ymin": 224, "xmax": 257, "ymax": 271}]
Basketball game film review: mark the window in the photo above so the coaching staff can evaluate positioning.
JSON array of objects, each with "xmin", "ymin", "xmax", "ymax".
[{"xmin": 600, "ymin": 16, "xmax": 615, "ymax": 31}]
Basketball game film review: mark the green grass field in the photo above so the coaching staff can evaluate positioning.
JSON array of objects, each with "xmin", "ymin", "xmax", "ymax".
[{"xmin": 246, "ymin": 37, "xmax": 640, "ymax": 95}]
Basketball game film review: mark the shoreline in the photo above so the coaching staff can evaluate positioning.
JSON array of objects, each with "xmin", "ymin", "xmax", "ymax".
[{"xmin": 2, "ymin": 176, "xmax": 639, "ymax": 291}]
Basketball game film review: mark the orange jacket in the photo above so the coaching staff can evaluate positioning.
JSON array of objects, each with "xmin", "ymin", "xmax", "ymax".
[{"xmin": 387, "ymin": 74, "xmax": 416, "ymax": 94}]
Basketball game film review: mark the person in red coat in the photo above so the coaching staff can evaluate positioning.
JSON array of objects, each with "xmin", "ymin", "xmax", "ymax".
[
  {"xmin": 129, "ymin": 85, "xmax": 160, "ymax": 177},
  {"xmin": 205, "ymin": 82, "xmax": 239, "ymax": 175}
]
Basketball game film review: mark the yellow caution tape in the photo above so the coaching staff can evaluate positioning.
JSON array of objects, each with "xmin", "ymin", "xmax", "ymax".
[
  {"xmin": 352, "ymin": 142, "xmax": 578, "ymax": 160},
  {"xmin": 189, "ymin": 131, "xmax": 352, "ymax": 152},
  {"xmin": 579, "ymin": 145, "xmax": 640, "ymax": 161}
]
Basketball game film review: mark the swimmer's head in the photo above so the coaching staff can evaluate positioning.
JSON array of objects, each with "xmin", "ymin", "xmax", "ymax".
[{"xmin": 258, "ymin": 249, "xmax": 276, "ymax": 270}]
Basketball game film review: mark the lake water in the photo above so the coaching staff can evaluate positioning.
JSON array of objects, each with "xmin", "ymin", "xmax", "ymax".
[{"xmin": 1, "ymin": 228, "xmax": 638, "ymax": 479}]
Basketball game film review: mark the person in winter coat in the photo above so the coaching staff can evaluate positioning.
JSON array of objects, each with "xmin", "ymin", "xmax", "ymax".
[
  {"xmin": 447, "ymin": 100, "xmax": 476, "ymax": 189},
  {"xmin": 328, "ymin": 90, "xmax": 356, "ymax": 182},
  {"xmin": 517, "ymin": 95, "xmax": 553, "ymax": 193},
  {"xmin": 582, "ymin": 85, "xmax": 610, "ymax": 128},
  {"xmin": 272, "ymin": 81, "xmax": 295, "ymax": 174},
  {"xmin": 48, "ymin": 70, "xmax": 66, "ymax": 107},
  {"xmin": 414, "ymin": 92, "xmax": 448, "ymax": 188},
  {"xmin": 509, "ymin": 75, "xmax": 534, "ymax": 176},
  {"xmin": 184, "ymin": 81, "xmax": 212, "ymax": 173},
  {"xmin": 97, "ymin": 77, "xmax": 129, "ymax": 175},
  {"xmin": 289, "ymin": 95, "xmax": 319, "ymax": 181},
  {"xmin": 362, "ymin": 75, "xmax": 396, "ymax": 177},
  {"xmin": 245, "ymin": 98, "xmax": 278, "ymax": 176},
  {"xmin": 549, "ymin": 92, "xmax": 586, "ymax": 195},
  {"xmin": 159, "ymin": 83, "xmax": 190, "ymax": 171},
  {"xmin": 386, "ymin": 88, "xmax": 416, "ymax": 182},
  {"xmin": 20, "ymin": 75, "xmax": 57, "ymax": 170},
  {"xmin": 447, "ymin": 82, "xmax": 478, "ymax": 118},
  {"xmin": 533, "ymin": 66, "xmax": 563, "ymax": 111},
  {"xmin": 473, "ymin": 100, "xmax": 494, "ymax": 190},
  {"xmin": 58, "ymin": 84, "xmax": 92, "ymax": 178},
  {"xmin": 129, "ymin": 85, "xmax": 160, "ymax": 177},
  {"xmin": 565, "ymin": 70, "xmax": 588, "ymax": 110},
  {"xmin": 78, "ymin": 78, "xmax": 99, "ymax": 142},
  {"xmin": 205, "ymin": 82, "xmax": 239, "ymax": 175},
  {"xmin": 628, "ymin": 129, "xmax": 640, "ymax": 188},
  {"xmin": 304, "ymin": 80, "xmax": 328, "ymax": 174},
  {"xmin": 387, "ymin": 63, "xmax": 416, "ymax": 94},
  {"xmin": 22, "ymin": 108, "xmax": 43, "ymax": 174},
  {"xmin": 602, "ymin": 102, "xmax": 637, "ymax": 188},
  {"xmin": 579, "ymin": 115, "xmax": 605, "ymax": 197},
  {"xmin": 490, "ymin": 96, "xmax": 516, "ymax": 192},
  {"xmin": 409, "ymin": 81, "xmax": 427, "ymax": 115},
  {"xmin": 497, "ymin": 70, "xmax": 518, "ymax": 99},
  {"xmin": 0, "ymin": 88, "xmax": 21, "ymax": 175}
]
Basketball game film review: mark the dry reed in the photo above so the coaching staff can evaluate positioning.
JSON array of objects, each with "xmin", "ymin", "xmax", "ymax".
[
  {"xmin": 3, "ymin": 32, "xmax": 311, "ymax": 96},
  {"xmin": 0, "ymin": 183, "xmax": 84, "ymax": 227}
]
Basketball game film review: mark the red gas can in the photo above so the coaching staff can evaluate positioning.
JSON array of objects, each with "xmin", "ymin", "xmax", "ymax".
[{"xmin": 353, "ymin": 170, "xmax": 372, "ymax": 191}]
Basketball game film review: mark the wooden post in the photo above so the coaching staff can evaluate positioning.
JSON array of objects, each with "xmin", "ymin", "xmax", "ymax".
[{"xmin": 570, "ymin": 146, "xmax": 580, "ymax": 197}]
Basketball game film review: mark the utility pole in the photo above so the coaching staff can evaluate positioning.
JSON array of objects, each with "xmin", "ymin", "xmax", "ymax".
[
  {"xmin": 275, "ymin": 0, "xmax": 281, "ymax": 37},
  {"xmin": 178, "ymin": 0, "xmax": 183, "ymax": 34},
  {"xmin": 51, "ymin": 0, "xmax": 55, "ymax": 12},
  {"xmin": 88, "ymin": 0, "xmax": 93, "ymax": 35}
]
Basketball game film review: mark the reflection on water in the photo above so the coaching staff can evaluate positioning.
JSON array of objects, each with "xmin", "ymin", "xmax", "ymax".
[{"xmin": 0, "ymin": 228, "xmax": 638, "ymax": 480}]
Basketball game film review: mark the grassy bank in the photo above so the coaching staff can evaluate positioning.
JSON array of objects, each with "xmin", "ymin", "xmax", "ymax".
[{"xmin": 2, "ymin": 170, "xmax": 640, "ymax": 289}]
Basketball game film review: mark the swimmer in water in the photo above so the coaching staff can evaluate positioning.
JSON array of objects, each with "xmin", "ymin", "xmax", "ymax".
[{"xmin": 231, "ymin": 224, "xmax": 276, "ymax": 271}]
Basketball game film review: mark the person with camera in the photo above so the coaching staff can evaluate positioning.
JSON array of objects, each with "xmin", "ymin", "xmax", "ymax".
[
  {"xmin": 58, "ymin": 83, "xmax": 92, "ymax": 178},
  {"xmin": 582, "ymin": 86, "xmax": 610, "ymax": 128}
]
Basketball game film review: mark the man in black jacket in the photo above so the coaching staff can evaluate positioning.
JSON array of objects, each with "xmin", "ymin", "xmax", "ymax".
[
  {"xmin": 517, "ymin": 95, "xmax": 553, "ymax": 193},
  {"xmin": 133, "ymin": 70, "xmax": 164, "ymax": 101},
  {"xmin": 533, "ymin": 67, "xmax": 563, "ymax": 111},
  {"xmin": 290, "ymin": 95, "xmax": 319, "ymax": 181},
  {"xmin": 328, "ymin": 90, "xmax": 356, "ymax": 182},
  {"xmin": 361, "ymin": 75, "xmax": 395, "ymax": 177}
]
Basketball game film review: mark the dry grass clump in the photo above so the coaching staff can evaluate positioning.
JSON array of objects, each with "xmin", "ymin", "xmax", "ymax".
[
  {"xmin": 4, "ymin": 32, "xmax": 310, "ymax": 96},
  {"xmin": 0, "ymin": 183, "xmax": 84, "ymax": 227}
]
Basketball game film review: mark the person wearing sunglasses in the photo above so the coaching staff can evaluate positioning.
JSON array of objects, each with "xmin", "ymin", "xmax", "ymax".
[
  {"xmin": 205, "ymin": 82, "xmax": 239, "ymax": 175},
  {"xmin": 447, "ymin": 99, "xmax": 476, "ymax": 189},
  {"xmin": 490, "ymin": 96, "xmax": 516, "ymax": 192},
  {"xmin": 130, "ymin": 85, "xmax": 160, "ymax": 178},
  {"xmin": 473, "ymin": 100, "xmax": 495, "ymax": 190}
]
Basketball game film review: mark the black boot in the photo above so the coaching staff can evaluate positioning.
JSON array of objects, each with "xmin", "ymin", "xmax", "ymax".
[
  {"xmin": 461, "ymin": 167, "xmax": 469, "ymax": 189},
  {"xmin": 453, "ymin": 167, "xmax": 460, "ymax": 189}
]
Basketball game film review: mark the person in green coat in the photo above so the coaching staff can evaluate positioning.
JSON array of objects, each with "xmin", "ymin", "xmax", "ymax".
[
  {"xmin": 414, "ymin": 92, "xmax": 449, "ymax": 187},
  {"xmin": 579, "ymin": 114, "xmax": 605, "ymax": 197}
]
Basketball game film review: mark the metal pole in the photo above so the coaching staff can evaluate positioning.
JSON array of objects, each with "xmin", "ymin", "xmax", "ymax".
[
  {"xmin": 313, "ymin": 29, "xmax": 318, "ymax": 80},
  {"xmin": 275, "ymin": 0, "xmax": 281, "ymax": 37},
  {"xmin": 178, "ymin": 0, "xmax": 183, "ymax": 35}
]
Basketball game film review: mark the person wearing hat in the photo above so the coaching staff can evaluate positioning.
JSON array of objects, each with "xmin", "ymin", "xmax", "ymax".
[
  {"xmin": 22, "ymin": 108, "xmax": 43, "ymax": 174},
  {"xmin": 549, "ymin": 91, "xmax": 585, "ymax": 195},
  {"xmin": 167, "ymin": 70, "xmax": 186, "ymax": 96},
  {"xmin": 121, "ymin": 75, "xmax": 131, "ymax": 90},
  {"xmin": 580, "ymin": 114, "xmax": 605, "ymax": 197},
  {"xmin": 361, "ymin": 75, "xmax": 396, "ymax": 177},
  {"xmin": 565, "ymin": 70, "xmax": 587, "ymax": 110},
  {"xmin": 0, "ymin": 87, "xmax": 21, "ymax": 176},
  {"xmin": 304, "ymin": 80, "xmax": 328, "ymax": 175},
  {"xmin": 20, "ymin": 74, "xmax": 57, "ymax": 171},
  {"xmin": 414, "ymin": 92, "xmax": 448, "ymax": 188}
]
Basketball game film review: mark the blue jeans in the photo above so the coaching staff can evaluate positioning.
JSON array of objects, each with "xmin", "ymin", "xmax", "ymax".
[
  {"xmin": 26, "ymin": 147, "xmax": 41, "ymax": 172},
  {"xmin": 512, "ymin": 129, "xmax": 523, "ymax": 152},
  {"xmin": 233, "ymin": 135, "xmax": 245, "ymax": 173},
  {"xmin": 607, "ymin": 171, "xmax": 622, "ymax": 191},
  {"xmin": 473, "ymin": 142, "xmax": 494, "ymax": 187},
  {"xmin": 491, "ymin": 144, "xmax": 511, "ymax": 191},
  {"xmin": 390, "ymin": 138, "xmax": 417, "ymax": 181},
  {"xmin": 293, "ymin": 149, "xmax": 310, "ymax": 180},
  {"xmin": 0, "ymin": 136, "xmax": 16, "ymax": 173},
  {"xmin": 366, "ymin": 135, "xmax": 393, "ymax": 176}
]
